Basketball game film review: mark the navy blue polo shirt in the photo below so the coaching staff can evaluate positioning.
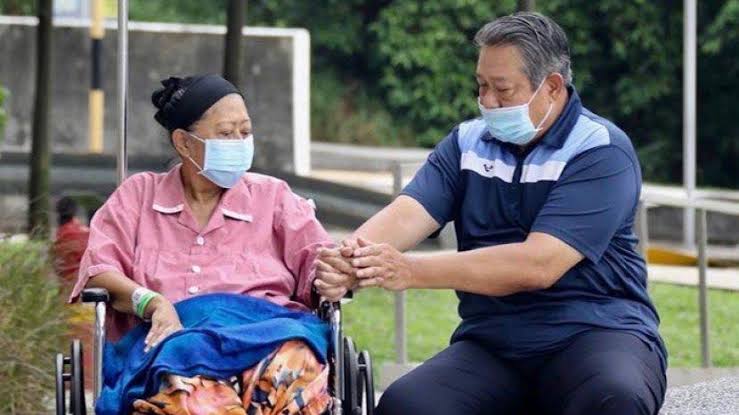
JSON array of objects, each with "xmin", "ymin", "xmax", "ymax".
[{"xmin": 402, "ymin": 87, "xmax": 666, "ymax": 366}]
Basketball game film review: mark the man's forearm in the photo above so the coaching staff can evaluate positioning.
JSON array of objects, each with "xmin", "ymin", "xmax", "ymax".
[
  {"xmin": 407, "ymin": 242, "xmax": 554, "ymax": 296},
  {"xmin": 352, "ymin": 196, "xmax": 440, "ymax": 252}
]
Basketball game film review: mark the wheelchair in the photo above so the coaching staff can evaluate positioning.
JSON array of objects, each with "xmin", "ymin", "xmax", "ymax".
[{"xmin": 55, "ymin": 288, "xmax": 375, "ymax": 415}]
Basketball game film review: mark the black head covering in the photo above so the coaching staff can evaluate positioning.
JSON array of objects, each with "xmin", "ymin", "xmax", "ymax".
[{"xmin": 151, "ymin": 74, "xmax": 242, "ymax": 131}]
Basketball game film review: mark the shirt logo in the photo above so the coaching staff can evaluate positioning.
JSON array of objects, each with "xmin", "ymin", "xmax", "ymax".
[{"xmin": 460, "ymin": 151, "xmax": 515, "ymax": 182}]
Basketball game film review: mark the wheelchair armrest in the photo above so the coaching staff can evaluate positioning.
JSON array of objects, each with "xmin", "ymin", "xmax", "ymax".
[
  {"xmin": 317, "ymin": 290, "xmax": 355, "ymax": 322},
  {"xmin": 81, "ymin": 288, "xmax": 110, "ymax": 303}
]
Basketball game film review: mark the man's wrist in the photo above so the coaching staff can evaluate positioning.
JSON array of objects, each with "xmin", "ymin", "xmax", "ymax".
[{"xmin": 405, "ymin": 253, "xmax": 422, "ymax": 289}]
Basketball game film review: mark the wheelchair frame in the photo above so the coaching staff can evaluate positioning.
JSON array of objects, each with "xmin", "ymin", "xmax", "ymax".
[{"xmin": 55, "ymin": 288, "xmax": 374, "ymax": 415}]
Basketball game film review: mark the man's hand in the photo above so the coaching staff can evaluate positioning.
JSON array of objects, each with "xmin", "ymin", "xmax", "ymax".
[
  {"xmin": 144, "ymin": 296, "xmax": 183, "ymax": 352},
  {"xmin": 314, "ymin": 247, "xmax": 357, "ymax": 302},
  {"xmin": 351, "ymin": 238, "xmax": 414, "ymax": 292}
]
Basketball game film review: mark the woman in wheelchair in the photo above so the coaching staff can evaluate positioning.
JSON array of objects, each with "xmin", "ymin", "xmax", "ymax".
[{"xmin": 68, "ymin": 74, "xmax": 356, "ymax": 415}]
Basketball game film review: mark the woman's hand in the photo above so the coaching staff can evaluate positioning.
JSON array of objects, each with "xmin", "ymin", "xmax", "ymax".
[
  {"xmin": 143, "ymin": 296, "xmax": 183, "ymax": 352},
  {"xmin": 314, "ymin": 247, "xmax": 357, "ymax": 302}
]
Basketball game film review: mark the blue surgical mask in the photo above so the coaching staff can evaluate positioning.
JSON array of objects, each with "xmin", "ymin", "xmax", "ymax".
[
  {"xmin": 186, "ymin": 133, "xmax": 254, "ymax": 188},
  {"xmin": 478, "ymin": 78, "xmax": 554, "ymax": 146}
]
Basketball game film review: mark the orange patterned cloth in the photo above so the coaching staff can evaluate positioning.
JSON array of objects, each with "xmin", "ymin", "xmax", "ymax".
[{"xmin": 132, "ymin": 340, "xmax": 330, "ymax": 415}]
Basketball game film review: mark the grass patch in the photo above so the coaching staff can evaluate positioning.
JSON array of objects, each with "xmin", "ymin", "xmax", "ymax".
[
  {"xmin": 343, "ymin": 289, "xmax": 460, "ymax": 364},
  {"xmin": 650, "ymin": 283, "xmax": 739, "ymax": 367},
  {"xmin": 343, "ymin": 283, "xmax": 739, "ymax": 368},
  {"xmin": 0, "ymin": 240, "xmax": 71, "ymax": 414}
]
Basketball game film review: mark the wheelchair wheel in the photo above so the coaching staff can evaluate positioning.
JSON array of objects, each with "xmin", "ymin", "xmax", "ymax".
[
  {"xmin": 55, "ymin": 340, "xmax": 86, "ymax": 415},
  {"xmin": 55, "ymin": 353, "xmax": 67, "ymax": 415},
  {"xmin": 343, "ymin": 337, "xmax": 361, "ymax": 415},
  {"xmin": 358, "ymin": 350, "xmax": 375, "ymax": 415},
  {"xmin": 71, "ymin": 340, "xmax": 87, "ymax": 415}
]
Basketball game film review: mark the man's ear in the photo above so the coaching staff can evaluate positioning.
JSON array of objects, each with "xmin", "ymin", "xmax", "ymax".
[
  {"xmin": 546, "ymin": 73, "xmax": 566, "ymax": 101},
  {"xmin": 171, "ymin": 129, "xmax": 190, "ymax": 158}
]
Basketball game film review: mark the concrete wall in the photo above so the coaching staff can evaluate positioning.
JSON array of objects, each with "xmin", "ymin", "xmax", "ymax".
[{"xmin": 0, "ymin": 16, "xmax": 310, "ymax": 174}]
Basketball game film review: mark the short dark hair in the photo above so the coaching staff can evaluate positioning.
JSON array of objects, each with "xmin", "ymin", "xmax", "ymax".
[
  {"xmin": 56, "ymin": 196, "xmax": 78, "ymax": 225},
  {"xmin": 474, "ymin": 12, "xmax": 572, "ymax": 88}
]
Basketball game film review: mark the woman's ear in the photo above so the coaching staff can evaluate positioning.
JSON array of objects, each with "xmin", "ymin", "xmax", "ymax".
[{"xmin": 171, "ymin": 129, "xmax": 191, "ymax": 158}]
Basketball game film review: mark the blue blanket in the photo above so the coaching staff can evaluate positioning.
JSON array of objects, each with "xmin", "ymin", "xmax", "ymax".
[{"xmin": 96, "ymin": 293, "xmax": 330, "ymax": 415}]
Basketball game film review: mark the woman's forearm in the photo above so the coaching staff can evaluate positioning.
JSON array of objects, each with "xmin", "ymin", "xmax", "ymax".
[{"xmin": 85, "ymin": 271, "xmax": 145, "ymax": 314}]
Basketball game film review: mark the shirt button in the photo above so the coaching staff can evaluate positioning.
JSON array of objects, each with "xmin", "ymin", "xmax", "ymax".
[
  {"xmin": 188, "ymin": 286, "xmax": 199, "ymax": 294},
  {"xmin": 196, "ymin": 236, "xmax": 205, "ymax": 246},
  {"xmin": 191, "ymin": 265, "xmax": 201, "ymax": 273}
]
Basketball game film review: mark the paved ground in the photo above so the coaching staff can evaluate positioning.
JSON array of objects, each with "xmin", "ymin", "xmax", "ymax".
[
  {"xmin": 661, "ymin": 376, "xmax": 739, "ymax": 414},
  {"xmin": 649, "ymin": 264, "xmax": 739, "ymax": 290}
]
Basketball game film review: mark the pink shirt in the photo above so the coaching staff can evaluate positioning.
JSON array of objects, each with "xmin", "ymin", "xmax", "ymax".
[{"xmin": 70, "ymin": 165, "xmax": 333, "ymax": 340}]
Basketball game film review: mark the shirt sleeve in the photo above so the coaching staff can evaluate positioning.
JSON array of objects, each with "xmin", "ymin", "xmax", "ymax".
[
  {"xmin": 531, "ymin": 146, "xmax": 639, "ymax": 263},
  {"xmin": 400, "ymin": 128, "xmax": 463, "ymax": 227},
  {"xmin": 273, "ymin": 181, "xmax": 335, "ymax": 309},
  {"xmin": 68, "ymin": 175, "xmax": 144, "ymax": 303}
]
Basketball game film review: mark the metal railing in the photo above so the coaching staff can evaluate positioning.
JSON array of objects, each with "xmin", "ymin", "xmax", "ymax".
[
  {"xmin": 390, "ymin": 161, "xmax": 739, "ymax": 368},
  {"xmin": 638, "ymin": 188, "xmax": 739, "ymax": 368}
]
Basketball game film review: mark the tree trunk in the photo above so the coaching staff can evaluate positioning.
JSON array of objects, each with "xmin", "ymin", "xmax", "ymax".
[
  {"xmin": 28, "ymin": 0, "xmax": 52, "ymax": 239},
  {"xmin": 223, "ymin": 0, "xmax": 246, "ymax": 86},
  {"xmin": 517, "ymin": 0, "xmax": 536, "ymax": 12}
]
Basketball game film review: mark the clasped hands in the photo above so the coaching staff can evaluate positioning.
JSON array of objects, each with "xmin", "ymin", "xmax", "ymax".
[{"xmin": 314, "ymin": 238, "xmax": 414, "ymax": 302}]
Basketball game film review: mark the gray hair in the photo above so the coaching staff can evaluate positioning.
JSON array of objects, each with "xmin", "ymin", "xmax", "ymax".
[{"xmin": 474, "ymin": 12, "xmax": 573, "ymax": 88}]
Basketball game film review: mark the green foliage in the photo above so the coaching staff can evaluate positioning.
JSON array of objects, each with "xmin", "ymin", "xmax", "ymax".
[
  {"xmin": 695, "ymin": 1, "xmax": 739, "ymax": 189},
  {"xmin": 311, "ymin": 71, "xmax": 416, "ymax": 147},
  {"xmin": 128, "ymin": 0, "xmax": 227, "ymax": 25},
  {"xmin": 2, "ymin": 0, "xmax": 737, "ymax": 186},
  {"xmin": 0, "ymin": 241, "xmax": 70, "ymax": 414},
  {"xmin": 542, "ymin": 0, "xmax": 685, "ymax": 183},
  {"xmin": 370, "ymin": 1, "xmax": 515, "ymax": 146},
  {"xmin": 0, "ymin": 86, "xmax": 7, "ymax": 142},
  {"xmin": 0, "ymin": 0, "xmax": 35, "ymax": 15}
]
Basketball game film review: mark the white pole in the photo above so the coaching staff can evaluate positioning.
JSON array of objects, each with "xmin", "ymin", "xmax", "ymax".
[
  {"xmin": 117, "ymin": 0, "xmax": 128, "ymax": 184},
  {"xmin": 683, "ymin": 0, "xmax": 697, "ymax": 247}
]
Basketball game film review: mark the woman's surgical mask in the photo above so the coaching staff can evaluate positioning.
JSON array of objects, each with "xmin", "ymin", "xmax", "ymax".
[
  {"xmin": 186, "ymin": 132, "xmax": 254, "ymax": 188},
  {"xmin": 478, "ymin": 78, "xmax": 554, "ymax": 146}
]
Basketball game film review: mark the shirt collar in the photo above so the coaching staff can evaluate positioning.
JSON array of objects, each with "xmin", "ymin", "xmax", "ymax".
[
  {"xmin": 480, "ymin": 85, "xmax": 582, "ymax": 150},
  {"xmin": 538, "ymin": 85, "xmax": 582, "ymax": 149},
  {"xmin": 152, "ymin": 164, "xmax": 253, "ymax": 223}
]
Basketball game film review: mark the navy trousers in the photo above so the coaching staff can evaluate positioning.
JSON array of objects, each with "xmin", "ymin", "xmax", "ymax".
[{"xmin": 376, "ymin": 330, "xmax": 666, "ymax": 415}]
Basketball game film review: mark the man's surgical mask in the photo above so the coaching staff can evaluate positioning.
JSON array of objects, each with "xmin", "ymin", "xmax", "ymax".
[
  {"xmin": 186, "ymin": 133, "xmax": 254, "ymax": 189},
  {"xmin": 478, "ymin": 78, "xmax": 554, "ymax": 146}
]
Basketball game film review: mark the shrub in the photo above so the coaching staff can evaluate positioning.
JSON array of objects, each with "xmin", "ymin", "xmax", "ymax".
[
  {"xmin": 0, "ymin": 86, "xmax": 7, "ymax": 146},
  {"xmin": 0, "ymin": 241, "xmax": 71, "ymax": 414},
  {"xmin": 311, "ymin": 71, "xmax": 416, "ymax": 147}
]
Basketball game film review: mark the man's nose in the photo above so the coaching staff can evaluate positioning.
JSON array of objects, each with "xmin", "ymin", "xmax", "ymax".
[{"xmin": 479, "ymin": 93, "xmax": 500, "ymax": 110}]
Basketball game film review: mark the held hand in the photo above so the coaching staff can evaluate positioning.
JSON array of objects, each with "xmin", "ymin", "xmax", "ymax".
[
  {"xmin": 351, "ymin": 237, "xmax": 414, "ymax": 292},
  {"xmin": 314, "ymin": 247, "xmax": 357, "ymax": 302},
  {"xmin": 340, "ymin": 238, "xmax": 360, "ymax": 258},
  {"xmin": 143, "ymin": 296, "xmax": 183, "ymax": 352}
]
